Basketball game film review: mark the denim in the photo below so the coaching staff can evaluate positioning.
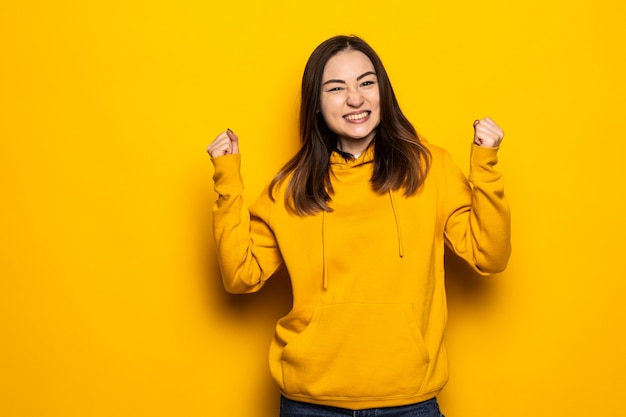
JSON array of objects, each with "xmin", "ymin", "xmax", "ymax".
[{"xmin": 280, "ymin": 396, "xmax": 445, "ymax": 417}]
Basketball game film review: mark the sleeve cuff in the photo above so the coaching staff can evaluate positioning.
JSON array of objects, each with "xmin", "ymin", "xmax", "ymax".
[
  {"xmin": 470, "ymin": 144, "xmax": 500, "ymax": 177},
  {"xmin": 212, "ymin": 154, "xmax": 243, "ymax": 195}
]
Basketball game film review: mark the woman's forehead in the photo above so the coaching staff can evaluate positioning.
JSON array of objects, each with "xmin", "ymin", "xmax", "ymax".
[{"xmin": 322, "ymin": 50, "xmax": 375, "ymax": 79}]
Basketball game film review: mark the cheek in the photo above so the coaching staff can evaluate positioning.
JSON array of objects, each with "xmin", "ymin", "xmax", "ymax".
[
  {"xmin": 371, "ymin": 96, "xmax": 381, "ymax": 120},
  {"xmin": 320, "ymin": 98, "xmax": 341, "ymax": 120},
  {"xmin": 318, "ymin": 106, "xmax": 335, "ymax": 130},
  {"xmin": 369, "ymin": 91, "xmax": 381, "ymax": 107}
]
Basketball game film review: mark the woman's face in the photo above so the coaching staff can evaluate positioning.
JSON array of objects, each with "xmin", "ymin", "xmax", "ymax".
[{"xmin": 319, "ymin": 50, "xmax": 380, "ymax": 155}]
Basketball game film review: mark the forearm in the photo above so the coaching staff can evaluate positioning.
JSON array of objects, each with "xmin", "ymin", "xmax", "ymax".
[
  {"xmin": 212, "ymin": 154, "xmax": 282, "ymax": 293},
  {"xmin": 445, "ymin": 145, "xmax": 512, "ymax": 274}
]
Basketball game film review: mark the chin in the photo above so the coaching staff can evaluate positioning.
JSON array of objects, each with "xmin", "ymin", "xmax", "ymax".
[{"xmin": 353, "ymin": 131, "xmax": 376, "ymax": 141}]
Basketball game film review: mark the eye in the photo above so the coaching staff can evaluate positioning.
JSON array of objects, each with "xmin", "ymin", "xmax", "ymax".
[
  {"xmin": 361, "ymin": 80, "xmax": 376, "ymax": 87},
  {"xmin": 325, "ymin": 86, "xmax": 343, "ymax": 92}
]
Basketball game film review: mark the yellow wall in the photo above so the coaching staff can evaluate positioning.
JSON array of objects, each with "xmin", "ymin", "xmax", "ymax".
[{"xmin": 2, "ymin": 1, "xmax": 625, "ymax": 415}]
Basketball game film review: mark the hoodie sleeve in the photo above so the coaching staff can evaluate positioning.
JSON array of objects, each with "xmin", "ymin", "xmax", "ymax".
[
  {"xmin": 442, "ymin": 144, "xmax": 512, "ymax": 274},
  {"xmin": 211, "ymin": 154, "xmax": 283, "ymax": 293}
]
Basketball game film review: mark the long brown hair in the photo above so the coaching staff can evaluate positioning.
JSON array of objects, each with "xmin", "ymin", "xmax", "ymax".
[{"xmin": 270, "ymin": 35, "xmax": 431, "ymax": 215}]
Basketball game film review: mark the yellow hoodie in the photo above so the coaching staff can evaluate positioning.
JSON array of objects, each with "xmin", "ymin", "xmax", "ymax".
[{"xmin": 211, "ymin": 142, "xmax": 511, "ymax": 410}]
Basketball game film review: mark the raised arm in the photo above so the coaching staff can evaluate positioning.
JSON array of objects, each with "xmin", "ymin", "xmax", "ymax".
[
  {"xmin": 207, "ymin": 130, "xmax": 283, "ymax": 293},
  {"xmin": 443, "ymin": 118, "xmax": 511, "ymax": 274}
]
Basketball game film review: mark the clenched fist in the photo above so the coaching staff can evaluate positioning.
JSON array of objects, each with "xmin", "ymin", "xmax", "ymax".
[
  {"xmin": 473, "ymin": 117, "xmax": 504, "ymax": 148},
  {"xmin": 207, "ymin": 129, "xmax": 239, "ymax": 158}
]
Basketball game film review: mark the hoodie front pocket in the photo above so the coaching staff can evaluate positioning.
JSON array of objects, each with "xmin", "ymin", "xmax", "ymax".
[{"xmin": 281, "ymin": 303, "xmax": 430, "ymax": 400}]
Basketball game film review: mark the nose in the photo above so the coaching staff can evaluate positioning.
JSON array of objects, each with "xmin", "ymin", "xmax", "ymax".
[{"xmin": 346, "ymin": 87, "xmax": 364, "ymax": 107}]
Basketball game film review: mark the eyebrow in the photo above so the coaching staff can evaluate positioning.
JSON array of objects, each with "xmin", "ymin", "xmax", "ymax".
[{"xmin": 322, "ymin": 71, "xmax": 377, "ymax": 86}]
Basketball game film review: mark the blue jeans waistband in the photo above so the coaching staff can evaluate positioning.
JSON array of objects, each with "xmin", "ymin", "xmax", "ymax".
[{"xmin": 279, "ymin": 396, "xmax": 445, "ymax": 417}]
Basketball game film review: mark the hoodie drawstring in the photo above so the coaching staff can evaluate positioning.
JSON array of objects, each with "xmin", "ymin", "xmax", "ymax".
[
  {"xmin": 322, "ymin": 210, "xmax": 328, "ymax": 289},
  {"xmin": 389, "ymin": 190, "xmax": 404, "ymax": 258}
]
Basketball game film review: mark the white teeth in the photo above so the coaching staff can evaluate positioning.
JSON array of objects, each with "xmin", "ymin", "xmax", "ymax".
[{"xmin": 344, "ymin": 111, "xmax": 369, "ymax": 121}]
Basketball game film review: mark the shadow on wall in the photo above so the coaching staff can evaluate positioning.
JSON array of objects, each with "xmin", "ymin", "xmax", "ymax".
[
  {"xmin": 218, "ymin": 266, "xmax": 293, "ymax": 324},
  {"xmin": 209, "ymin": 263, "xmax": 293, "ymax": 415},
  {"xmin": 439, "ymin": 246, "xmax": 504, "ymax": 410},
  {"xmin": 444, "ymin": 245, "xmax": 497, "ymax": 305}
]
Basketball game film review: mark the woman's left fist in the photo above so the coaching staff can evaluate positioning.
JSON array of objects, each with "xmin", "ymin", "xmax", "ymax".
[{"xmin": 473, "ymin": 117, "xmax": 504, "ymax": 148}]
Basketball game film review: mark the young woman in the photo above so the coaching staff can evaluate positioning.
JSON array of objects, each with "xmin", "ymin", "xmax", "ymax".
[{"xmin": 207, "ymin": 35, "xmax": 511, "ymax": 417}]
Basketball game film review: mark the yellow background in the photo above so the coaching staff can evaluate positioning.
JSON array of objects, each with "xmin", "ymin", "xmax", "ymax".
[{"xmin": 1, "ymin": 0, "xmax": 625, "ymax": 415}]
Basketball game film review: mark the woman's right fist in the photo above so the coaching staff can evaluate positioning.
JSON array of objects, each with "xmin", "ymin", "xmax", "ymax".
[{"xmin": 207, "ymin": 129, "xmax": 239, "ymax": 158}]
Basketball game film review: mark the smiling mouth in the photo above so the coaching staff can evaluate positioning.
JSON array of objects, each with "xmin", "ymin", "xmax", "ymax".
[{"xmin": 344, "ymin": 111, "xmax": 370, "ymax": 121}]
